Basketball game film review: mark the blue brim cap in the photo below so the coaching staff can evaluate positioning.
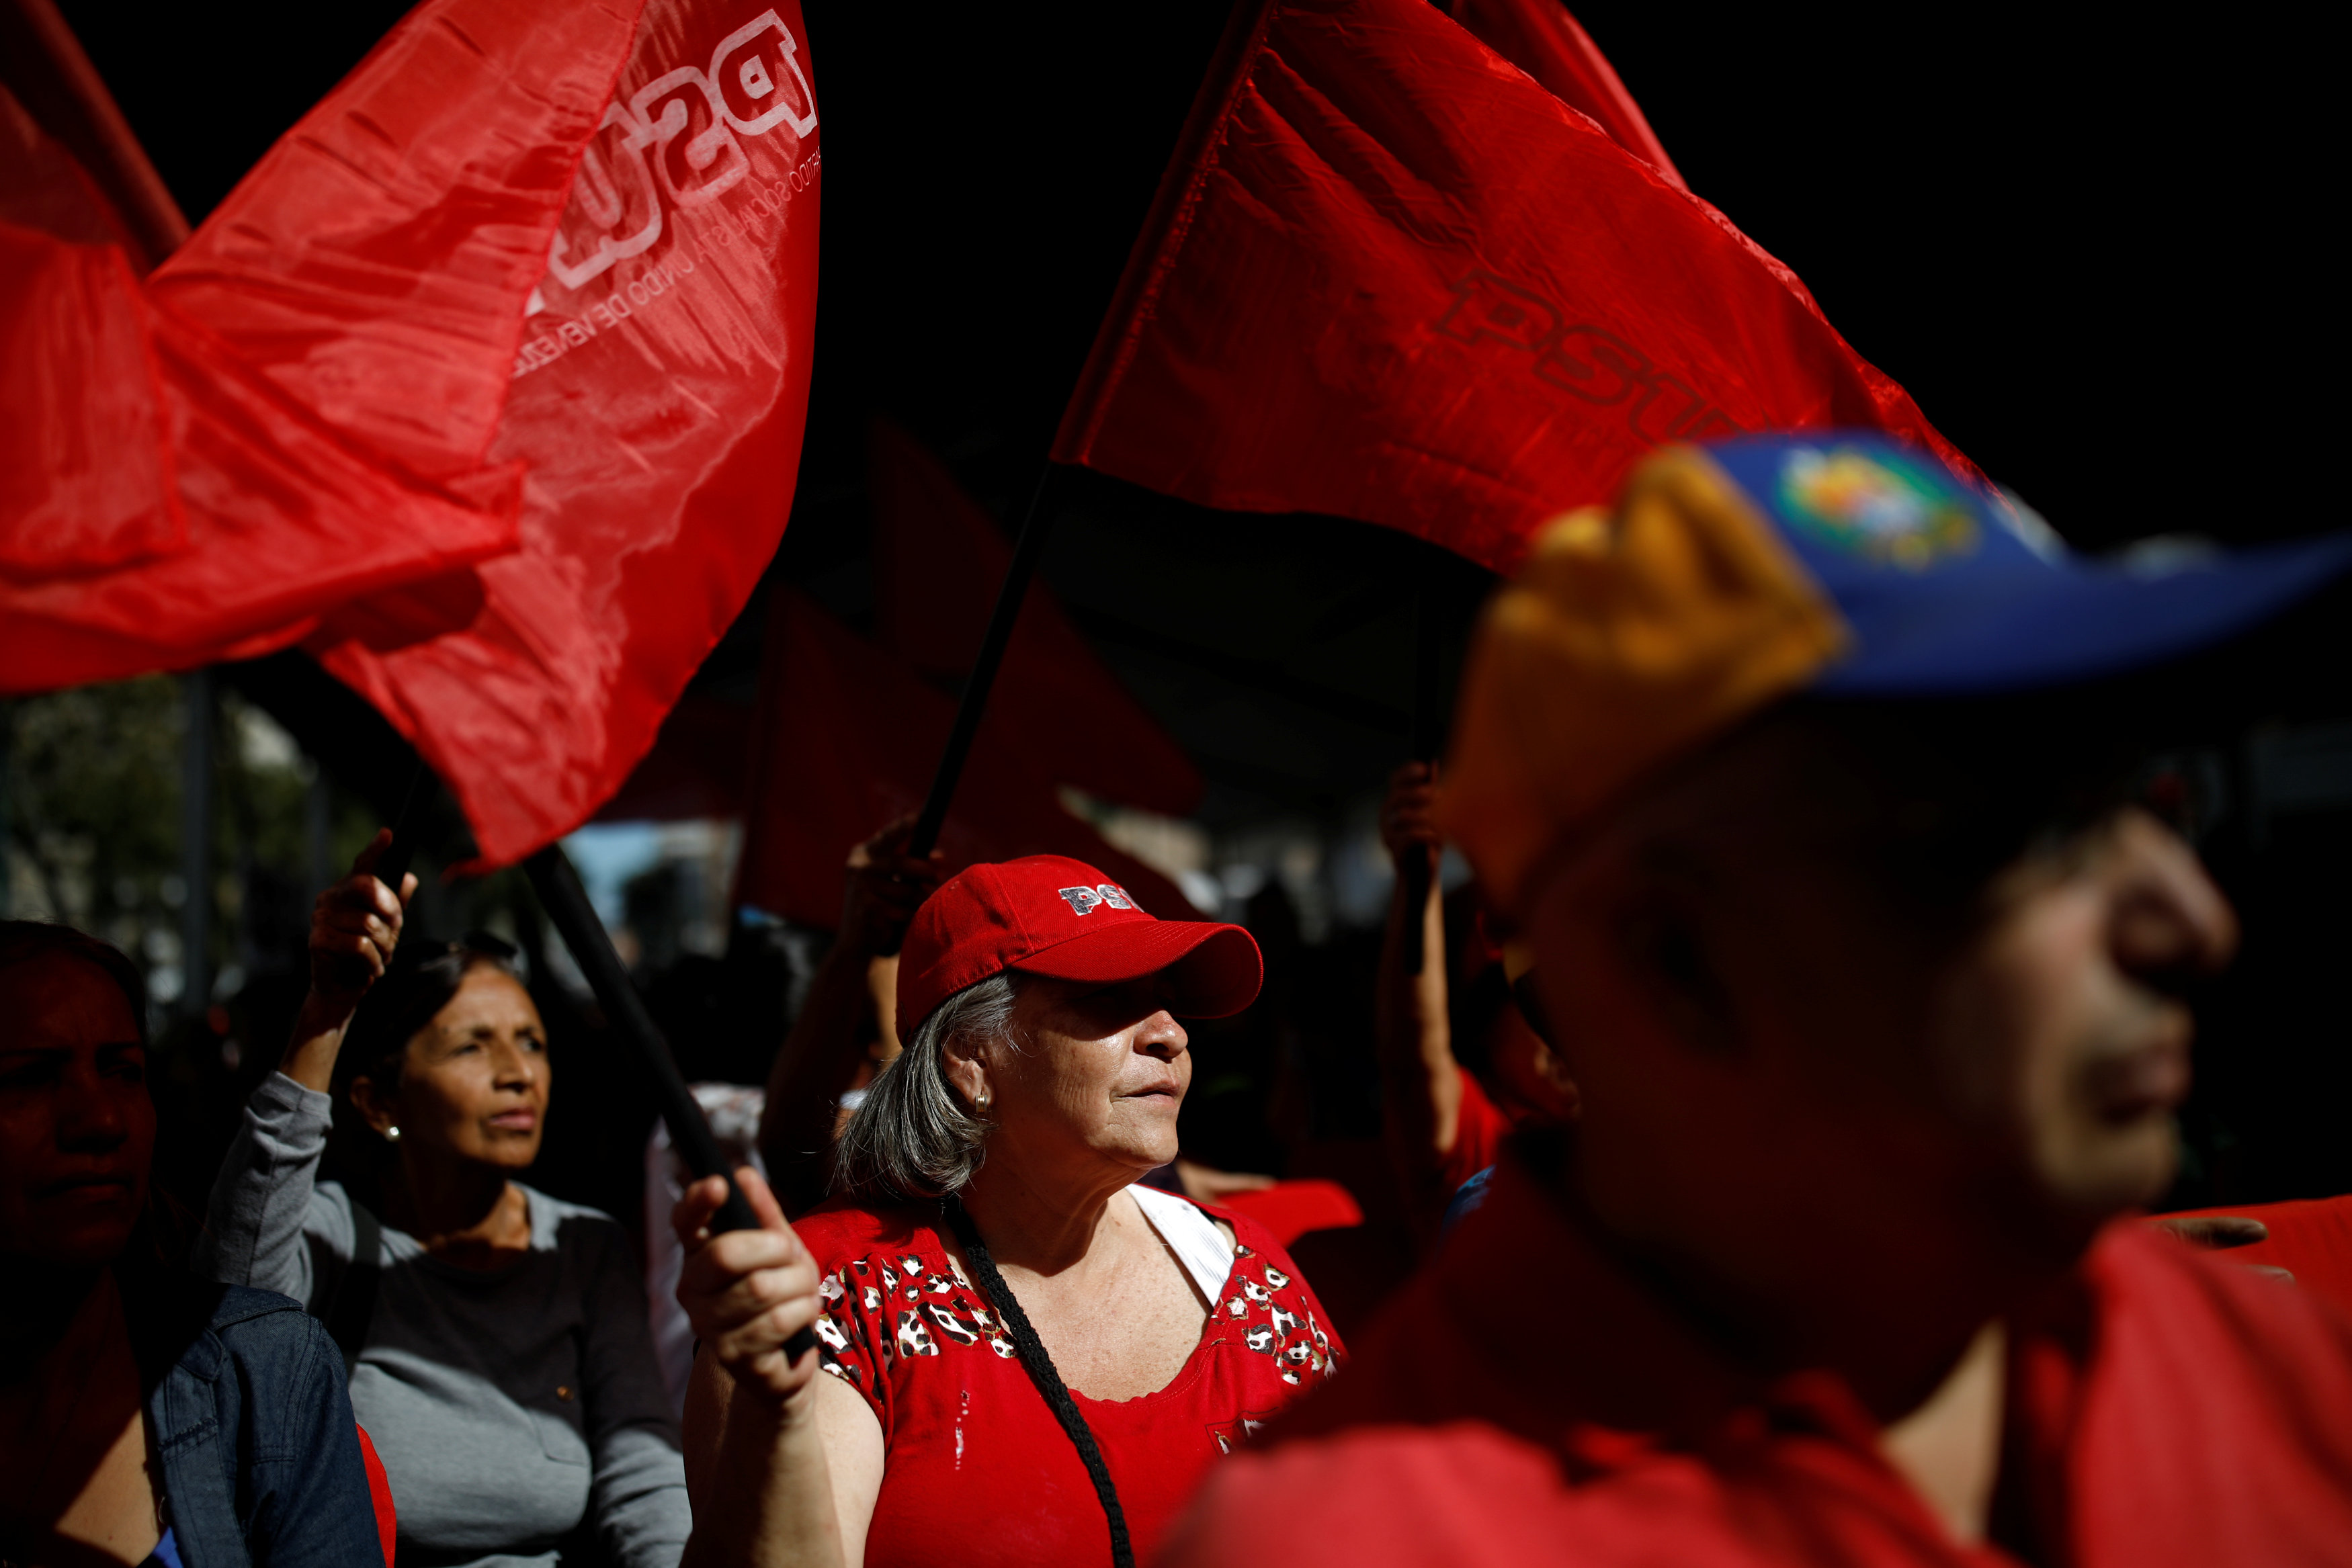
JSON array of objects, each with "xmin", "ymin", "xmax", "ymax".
[{"xmin": 1706, "ymin": 433, "xmax": 2352, "ymax": 695}]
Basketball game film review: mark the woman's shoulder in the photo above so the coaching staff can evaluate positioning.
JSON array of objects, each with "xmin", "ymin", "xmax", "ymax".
[
  {"xmin": 515, "ymin": 1182, "xmax": 628, "ymax": 1250},
  {"xmin": 127, "ymin": 1273, "xmax": 341, "ymax": 1396},
  {"xmin": 791, "ymin": 1194, "xmax": 946, "ymax": 1265}
]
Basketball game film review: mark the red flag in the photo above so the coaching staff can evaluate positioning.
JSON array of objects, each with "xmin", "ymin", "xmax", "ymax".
[
  {"xmin": 734, "ymin": 583, "xmax": 1202, "ymax": 928},
  {"xmin": 302, "ymin": 0, "xmax": 823, "ymax": 868},
  {"xmin": 1052, "ymin": 0, "xmax": 1971, "ymax": 577},
  {"xmin": 868, "ymin": 420, "xmax": 1204, "ymax": 819},
  {"xmin": 1446, "ymin": 0, "xmax": 1685, "ymax": 189},
  {"xmin": 0, "ymin": 0, "xmax": 607, "ymax": 693}
]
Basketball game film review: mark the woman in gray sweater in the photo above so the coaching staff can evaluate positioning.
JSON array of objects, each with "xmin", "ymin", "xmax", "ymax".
[{"xmin": 197, "ymin": 834, "xmax": 690, "ymax": 1568}]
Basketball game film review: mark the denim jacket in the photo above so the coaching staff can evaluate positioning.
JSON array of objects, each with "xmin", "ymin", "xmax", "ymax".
[{"xmin": 136, "ymin": 1277, "xmax": 384, "ymax": 1568}]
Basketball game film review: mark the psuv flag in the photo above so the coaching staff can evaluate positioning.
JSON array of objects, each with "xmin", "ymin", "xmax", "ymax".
[{"xmin": 1053, "ymin": 0, "xmax": 1970, "ymax": 576}]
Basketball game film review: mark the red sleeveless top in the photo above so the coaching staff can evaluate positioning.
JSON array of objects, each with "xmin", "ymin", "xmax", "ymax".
[{"xmin": 795, "ymin": 1191, "xmax": 1345, "ymax": 1567}]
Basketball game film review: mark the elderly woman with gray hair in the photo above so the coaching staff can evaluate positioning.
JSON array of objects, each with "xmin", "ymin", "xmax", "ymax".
[{"xmin": 671, "ymin": 855, "xmax": 1343, "ymax": 1568}]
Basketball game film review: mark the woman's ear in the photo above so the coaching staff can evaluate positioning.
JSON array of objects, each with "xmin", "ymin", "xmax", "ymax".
[
  {"xmin": 938, "ymin": 1033, "xmax": 988, "ymax": 1115},
  {"xmin": 348, "ymin": 1074, "xmax": 398, "ymax": 1137}
]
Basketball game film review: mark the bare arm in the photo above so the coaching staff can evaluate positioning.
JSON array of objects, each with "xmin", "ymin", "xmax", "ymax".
[
  {"xmin": 673, "ymin": 1169, "xmax": 881, "ymax": 1568},
  {"xmin": 282, "ymin": 829, "xmax": 416, "ymax": 1092},
  {"xmin": 1374, "ymin": 763, "xmax": 1460, "ymax": 1164},
  {"xmin": 759, "ymin": 818, "xmax": 941, "ymax": 1212}
]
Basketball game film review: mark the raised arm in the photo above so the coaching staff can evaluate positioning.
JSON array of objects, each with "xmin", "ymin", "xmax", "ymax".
[
  {"xmin": 1374, "ymin": 762, "xmax": 1462, "ymax": 1166},
  {"xmin": 758, "ymin": 818, "xmax": 941, "ymax": 1213},
  {"xmin": 673, "ymin": 1170, "xmax": 882, "ymax": 1568},
  {"xmin": 283, "ymin": 829, "xmax": 417, "ymax": 1092},
  {"xmin": 192, "ymin": 831, "xmax": 413, "ymax": 1301}
]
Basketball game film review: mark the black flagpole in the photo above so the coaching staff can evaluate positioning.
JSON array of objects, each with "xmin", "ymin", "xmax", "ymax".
[{"xmin": 522, "ymin": 844, "xmax": 819, "ymax": 1359}]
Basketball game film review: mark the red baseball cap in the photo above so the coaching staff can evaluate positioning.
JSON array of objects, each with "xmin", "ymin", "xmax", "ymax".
[{"xmin": 896, "ymin": 855, "xmax": 1263, "ymax": 1037}]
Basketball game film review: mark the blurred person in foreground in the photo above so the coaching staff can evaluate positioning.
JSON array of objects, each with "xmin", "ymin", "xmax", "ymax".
[
  {"xmin": 1377, "ymin": 762, "xmax": 1577, "ymax": 1245},
  {"xmin": 671, "ymin": 855, "xmax": 1343, "ymax": 1568},
  {"xmin": 1, "ymin": 922, "xmax": 384, "ymax": 1567},
  {"xmin": 1165, "ymin": 435, "xmax": 2352, "ymax": 1565},
  {"xmin": 195, "ymin": 835, "xmax": 689, "ymax": 1568}
]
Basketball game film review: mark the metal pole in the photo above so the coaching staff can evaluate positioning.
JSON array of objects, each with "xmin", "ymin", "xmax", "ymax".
[
  {"xmin": 523, "ymin": 842, "xmax": 816, "ymax": 1358},
  {"xmin": 181, "ymin": 667, "xmax": 213, "ymax": 1019},
  {"xmin": 907, "ymin": 464, "xmax": 1060, "ymax": 857}
]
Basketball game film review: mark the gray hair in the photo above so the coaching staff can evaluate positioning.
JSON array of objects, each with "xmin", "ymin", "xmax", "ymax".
[{"xmin": 831, "ymin": 971, "xmax": 1022, "ymax": 1201}]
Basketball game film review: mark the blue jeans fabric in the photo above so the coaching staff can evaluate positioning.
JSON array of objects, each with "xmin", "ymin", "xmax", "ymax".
[{"xmin": 138, "ymin": 1276, "xmax": 384, "ymax": 1568}]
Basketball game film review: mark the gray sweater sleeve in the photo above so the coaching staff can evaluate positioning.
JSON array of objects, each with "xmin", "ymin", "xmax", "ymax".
[
  {"xmin": 192, "ymin": 1070, "xmax": 359, "ymax": 1312},
  {"xmin": 576, "ymin": 1223, "xmax": 692, "ymax": 1568}
]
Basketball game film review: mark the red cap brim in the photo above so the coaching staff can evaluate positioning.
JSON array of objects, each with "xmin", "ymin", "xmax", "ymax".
[{"xmin": 1010, "ymin": 919, "xmax": 1263, "ymax": 1019}]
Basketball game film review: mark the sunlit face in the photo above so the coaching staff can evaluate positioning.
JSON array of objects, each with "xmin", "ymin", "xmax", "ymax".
[
  {"xmin": 355, "ymin": 964, "xmax": 551, "ymax": 1173},
  {"xmin": 0, "ymin": 955, "xmax": 153, "ymax": 1268},
  {"xmin": 1921, "ymin": 808, "xmax": 2234, "ymax": 1234},
  {"xmin": 1527, "ymin": 717, "xmax": 2238, "ymax": 1274},
  {"xmin": 978, "ymin": 975, "xmax": 1191, "ymax": 1178}
]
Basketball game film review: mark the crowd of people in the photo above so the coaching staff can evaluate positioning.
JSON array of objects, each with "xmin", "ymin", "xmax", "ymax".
[{"xmin": 7, "ymin": 434, "xmax": 2352, "ymax": 1567}]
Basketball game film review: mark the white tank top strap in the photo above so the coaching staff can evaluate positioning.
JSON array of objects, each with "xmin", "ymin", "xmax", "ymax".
[{"xmin": 1128, "ymin": 1182, "xmax": 1236, "ymax": 1303}]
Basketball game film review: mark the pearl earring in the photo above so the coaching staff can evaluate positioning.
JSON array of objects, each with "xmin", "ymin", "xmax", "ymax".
[
  {"xmin": 976, "ymin": 1091, "xmax": 988, "ymax": 1113},
  {"xmin": 384, "ymin": 1125, "xmax": 402, "ymax": 1143}
]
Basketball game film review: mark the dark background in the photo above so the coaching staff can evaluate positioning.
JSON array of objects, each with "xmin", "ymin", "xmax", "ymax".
[{"xmin": 51, "ymin": 0, "xmax": 2350, "ymax": 1212}]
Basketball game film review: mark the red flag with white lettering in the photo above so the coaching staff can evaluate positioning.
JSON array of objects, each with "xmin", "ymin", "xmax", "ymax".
[
  {"xmin": 301, "ymin": 0, "xmax": 823, "ymax": 867},
  {"xmin": 1052, "ymin": 0, "xmax": 1970, "ymax": 576},
  {"xmin": 0, "ymin": 0, "xmax": 626, "ymax": 690}
]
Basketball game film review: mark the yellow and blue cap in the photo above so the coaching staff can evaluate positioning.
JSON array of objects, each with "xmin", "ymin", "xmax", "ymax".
[{"xmin": 1440, "ymin": 432, "xmax": 2352, "ymax": 916}]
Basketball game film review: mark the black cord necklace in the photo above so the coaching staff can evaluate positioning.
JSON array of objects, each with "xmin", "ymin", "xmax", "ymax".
[{"xmin": 942, "ymin": 1194, "xmax": 1135, "ymax": 1568}]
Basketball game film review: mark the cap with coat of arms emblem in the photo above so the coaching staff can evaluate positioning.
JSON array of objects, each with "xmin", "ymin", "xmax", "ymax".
[
  {"xmin": 1439, "ymin": 431, "xmax": 2352, "ymax": 916},
  {"xmin": 896, "ymin": 855, "xmax": 1263, "ymax": 1039}
]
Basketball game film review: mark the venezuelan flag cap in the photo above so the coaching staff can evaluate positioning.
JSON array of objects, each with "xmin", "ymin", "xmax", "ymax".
[{"xmin": 1439, "ymin": 432, "xmax": 2352, "ymax": 918}]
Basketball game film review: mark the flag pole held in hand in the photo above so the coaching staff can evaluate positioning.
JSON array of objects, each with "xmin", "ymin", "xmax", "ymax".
[{"xmin": 523, "ymin": 844, "xmax": 818, "ymax": 1360}]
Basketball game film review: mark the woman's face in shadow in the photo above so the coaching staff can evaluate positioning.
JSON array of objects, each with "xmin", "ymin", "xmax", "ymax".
[
  {"xmin": 356, "ymin": 965, "xmax": 552, "ymax": 1174},
  {"xmin": 0, "ymin": 956, "xmax": 153, "ymax": 1268}
]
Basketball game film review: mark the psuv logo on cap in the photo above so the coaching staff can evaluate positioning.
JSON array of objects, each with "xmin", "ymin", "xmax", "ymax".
[{"xmin": 1058, "ymin": 885, "xmax": 1140, "ymax": 916}]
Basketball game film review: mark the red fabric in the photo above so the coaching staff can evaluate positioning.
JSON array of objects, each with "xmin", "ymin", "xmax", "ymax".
[
  {"xmin": 2164, "ymin": 1194, "xmax": 2352, "ymax": 1324},
  {"xmin": 1051, "ymin": 0, "xmax": 1971, "ymax": 578},
  {"xmin": 730, "ymin": 583, "xmax": 1204, "ymax": 928},
  {"xmin": 1447, "ymin": 0, "xmax": 1686, "ymax": 190},
  {"xmin": 794, "ymin": 1195, "xmax": 1343, "ymax": 1568},
  {"xmin": 355, "ymin": 1424, "xmax": 396, "ymax": 1567},
  {"xmin": 1437, "ymin": 1065, "xmax": 1511, "ymax": 1196},
  {"xmin": 302, "ymin": 0, "xmax": 823, "ymax": 867},
  {"xmin": 2, "ymin": 11, "xmax": 584, "ymax": 692},
  {"xmin": 1161, "ymin": 1160, "xmax": 2352, "ymax": 1567},
  {"xmin": 593, "ymin": 693, "xmax": 752, "ymax": 823},
  {"xmin": 895, "ymin": 853, "xmax": 1259, "ymax": 1034},
  {"xmin": 868, "ymin": 420, "xmax": 1202, "ymax": 818},
  {"xmin": 1216, "ymin": 1178, "xmax": 1365, "ymax": 1247}
]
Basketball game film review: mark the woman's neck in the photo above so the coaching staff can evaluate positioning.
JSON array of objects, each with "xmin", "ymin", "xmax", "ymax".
[
  {"xmin": 958, "ymin": 1156, "xmax": 1141, "ymax": 1278},
  {"xmin": 381, "ymin": 1154, "xmax": 530, "ymax": 1265}
]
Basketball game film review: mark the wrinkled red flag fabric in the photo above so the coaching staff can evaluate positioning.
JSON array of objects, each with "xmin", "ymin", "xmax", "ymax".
[
  {"xmin": 735, "ymin": 583, "xmax": 1202, "ymax": 928},
  {"xmin": 1052, "ymin": 0, "xmax": 1970, "ymax": 577},
  {"xmin": 1, "ymin": 0, "xmax": 609, "ymax": 691},
  {"xmin": 299, "ymin": 0, "xmax": 823, "ymax": 867},
  {"xmin": 868, "ymin": 420, "xmax": 1204, "ymax": 820},
  {"xmin": 1447, "ymin": 0, "xmax": 1685, "ymax": 189}
]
